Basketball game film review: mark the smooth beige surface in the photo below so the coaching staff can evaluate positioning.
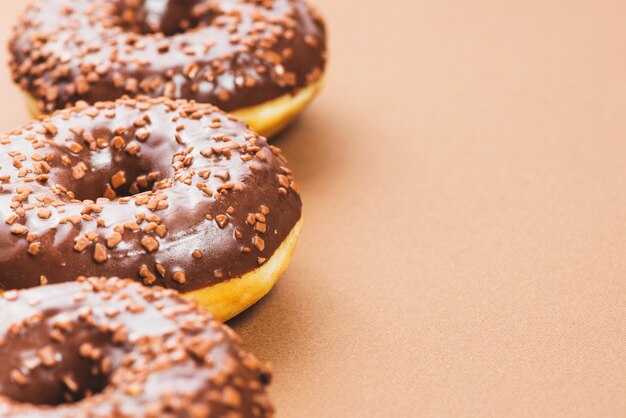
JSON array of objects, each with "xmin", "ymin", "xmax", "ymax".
[{"xmin": 3, "ymin": 1, "xmax": 626, "ymax": 416}]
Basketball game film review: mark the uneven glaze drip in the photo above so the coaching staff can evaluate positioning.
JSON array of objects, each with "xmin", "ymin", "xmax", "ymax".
[
  {"xmin": 9, "ymin": 0, "xmax": 327, "ymax": 113},
  {"xmin": 0, "ymin": 96, "xmax": 302, "ymax": 292},
  {"xmin": 0, "ymin": 277, "xmax": 274, "ymax": 417}
]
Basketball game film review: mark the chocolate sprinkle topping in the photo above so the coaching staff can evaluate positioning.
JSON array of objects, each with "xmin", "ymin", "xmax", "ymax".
[
  {"xmin": 9, "ymin": 0, "xmax": 327, "ymax": 113},
  {"xmin": 0, "ymin": 277, "xmax": 274, "ymax": 417},
  {"xmin": 0, "ymin": 96, "xmax": 302, "ymax": 292}
]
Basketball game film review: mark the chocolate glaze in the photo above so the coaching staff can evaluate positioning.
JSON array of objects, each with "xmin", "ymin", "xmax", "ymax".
[
  {"xmin": 0, "ymin": 97, "xmax": 302, "ymax": 292},
  {"xmin": 0, "ymin": 277, "xmax": 274, "ymax": 417},
  {"xmin": 9, "ymin": 0, "xmax": 327, "ymax": 113}
]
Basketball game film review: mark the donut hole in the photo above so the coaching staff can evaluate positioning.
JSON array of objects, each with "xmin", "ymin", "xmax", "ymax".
[
  {"xmin": 68, "ymin": 164, "xmax": 165, "ymax": 202},
  {"xmin": 0, "ymin": 319, "xmax": 117, "ymax": 405},
  {"xmin": 61, "ymin": 144, "xmax": 176, "ymax": 202},
  {"xmin": 111, "ymin": 0, "xmax": 215, "ymax": 36}
]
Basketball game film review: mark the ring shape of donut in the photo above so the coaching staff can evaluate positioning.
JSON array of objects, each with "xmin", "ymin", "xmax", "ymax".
[
  {"xmin": 0, "ymin": 277, "xmax": 274, "ymax": 417},
  {"xmin": 0, "ymin": 97, "xmax": 302, "ymax": 320},
  {"xmin": 9, "ymin": 0, "xmax": 327, "ymax": 138}
]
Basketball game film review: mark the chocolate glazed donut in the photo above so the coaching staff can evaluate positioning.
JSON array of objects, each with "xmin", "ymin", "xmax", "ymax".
[
  {"xmin": 0, "ymin": 277, "xmax": 274, "ymax": 417},
  {"xmin": 0, "ymin": 97, "xmax": 303, "ymax": 320},
  {"xmin": 9, "ymin": 0, "xmax": 328, "ymax": 138}
]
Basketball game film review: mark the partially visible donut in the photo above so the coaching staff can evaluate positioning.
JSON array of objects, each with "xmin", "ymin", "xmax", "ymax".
[
  {"xmin": 9, "ymin": 0, "xmax": 328, "ymax": 138},
  {"xmin": 0, "ymin": 96, "xmax": 302, "ymax": 320},
  {"xmin": 0, "ymin": 277, "xmax": 274, "ymax": 417}
]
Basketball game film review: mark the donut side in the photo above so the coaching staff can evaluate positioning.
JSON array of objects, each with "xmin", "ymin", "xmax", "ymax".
[{"xmin": 186, "ymin": 217, "xmax": 302, "ymax": 320}]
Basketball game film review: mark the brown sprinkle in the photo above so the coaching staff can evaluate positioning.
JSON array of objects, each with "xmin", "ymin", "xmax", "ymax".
[
  {"xmin": 253, "ymin": 236, "xmax": 265, "ymax": 252},
  {"xmin": 111, "ymin": 170, "xmax": 127, "ymax": 189},
  {"xmin": 93, "ymin": 243, "xmax": 108, "ymax": 263},
  {"xmin": 28, "ymin": 242, "xmax": 41, "ymax": 255},
  {"xmin": 11, "ymin": 224, "xmax": 28, "ymax": 235},
  {"xmin": 216, "ymin": 214, "xmax": 228, "ymax": 228},
  {"xmin": 38, "ymin": 345, "xmax": 58, "ymax": 368},
  {"xmin": 172, "ymin": 271, "xmax": 187, "ymax": 284},
  {"xmin": 141, "ymin": 236, "xmax": 159, "ymax": 252},
  {"xmin": 107, "ymin": 232, "xmax": 123, "ymax": 249}
]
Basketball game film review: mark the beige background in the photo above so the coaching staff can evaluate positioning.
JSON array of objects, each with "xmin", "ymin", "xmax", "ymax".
[{"xmin": 3, "ymin": 0, "xmax": 626, "ymax": 416}]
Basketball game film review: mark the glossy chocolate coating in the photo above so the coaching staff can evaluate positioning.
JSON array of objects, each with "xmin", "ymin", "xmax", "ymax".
[
  {"xmin": 0, "ymin": 277, "xmax": 274, "ymax": 417},
  {"xmin": 0, "ymin": 97, "xmax": 302, "ymax": 292},
  {"xmin": 9, "ymin": 0, "xmax": 327, "ymax": 113}
]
